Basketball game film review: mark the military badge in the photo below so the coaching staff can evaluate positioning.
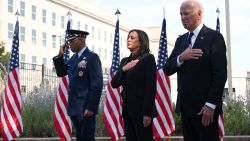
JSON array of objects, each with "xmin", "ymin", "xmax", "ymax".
[
  {"xmin": 78, "ymin": 59, "xmax": 87, "ymax": 68},
  {"xmin": 78, "ymin": 71, "xmax": 84, "ymax": 77}
]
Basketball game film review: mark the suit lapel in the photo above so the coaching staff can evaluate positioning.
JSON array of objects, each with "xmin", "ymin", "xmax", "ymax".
[
  {"xmin": 78, "ymin": 47, "xmax": 89, "ymax": 60},
  {"xmin": 192, "ymin": 25, "xmax": 207, "ymax": 49},
  {"xmin": 180, "ymin": 33, "xmax": 189, "ymax": 52}
]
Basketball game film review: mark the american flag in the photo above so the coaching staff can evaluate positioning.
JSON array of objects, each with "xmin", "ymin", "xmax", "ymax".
[
  {"xmin": 152, "ymin": 18, "xmax": 175, "ymax": 140},
  {"xmin": 216, "ymin": 15, "xmax": 225, "ymax": 138},
  {"xmin": 103, "ymin": 19, "xmax": 124, "ymax": 141},
  {"xmin": 216, "ymin": 16, "xmax": 220, "ymax": 32},
  {"xmin": 53, "ymin": 20, "xmax": 72, "ymax": 141},
  {"xmin": 0, "ymin": 21, "xmax": 23, "ymax": 141}
]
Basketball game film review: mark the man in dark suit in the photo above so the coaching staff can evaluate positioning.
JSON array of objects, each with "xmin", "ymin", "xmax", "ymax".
[
  {"xmin": 53, "ymin": 29, "xmax": 103, "ymax": 141},
  {"xmin": 163, "ymin": 0, "xmax": 227, "ymax": 141}
]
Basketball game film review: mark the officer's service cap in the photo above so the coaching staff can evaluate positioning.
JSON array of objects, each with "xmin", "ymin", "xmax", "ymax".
[{"xmin": 65, "ymin": 29, "xmax": 89, "ymax": 41}]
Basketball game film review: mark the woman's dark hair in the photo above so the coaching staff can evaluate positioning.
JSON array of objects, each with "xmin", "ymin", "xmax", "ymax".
[{"xmin": 127, "ymin": 29, "xmax": 150, "ymax": 58}]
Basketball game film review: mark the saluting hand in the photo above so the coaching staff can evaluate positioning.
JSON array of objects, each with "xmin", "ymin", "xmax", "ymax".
[
  {"xmin": 122, "ymin": 60, "xmax": 139, "ymax": 72},
  {"xmin": 59, "ymin": 44, "xmax": 65, "ymax": 55},
  {"xmin": 179, "ymin": 46, "xmax": 203, "ymax": 62}
]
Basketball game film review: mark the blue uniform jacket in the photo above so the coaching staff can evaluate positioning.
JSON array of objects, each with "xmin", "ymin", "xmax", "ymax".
[{"xmin": 53, "ymin": 47, "xmax": 103, "ymax": 116}]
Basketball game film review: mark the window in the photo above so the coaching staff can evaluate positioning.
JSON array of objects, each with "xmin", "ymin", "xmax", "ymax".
[
  {"xmin": 52, "ymin": 13, "xmax": 56, "ymax": 26},
  {"xmin": 98, "ymin": 29, "xmax": 101, "ymax": 40},
  {"xmin": 52, "ymin": 35, "xmax": 56, "ymax": 48},
  {"xmin": 20, "ymin": 26, "xmax": 25, "ymax": 41},
  {"xmin": 20, "ymin": 1, "xmax": 25, "ymax": 16},
  {"xmin": 32, "ymin": 29, "xmax": 36, "ymax": 44},
  {"xmin": 92, "ymin": 27, "xmax": 95, "ymax": 38},
  {"xmin": 32, "ymin": 5, "xmax": 36, "ymax": 20},
  {"xmin": 8, "ymin": 23, "xmax": 13, "ymax": 39},
  {"xmin": 120, "ymin": 36, "xmax": 123, "ymax": 47},
  {"xmin": 110, "ymin": 50, "xmax": 113, "ymax": 60},
  {"xmin": 32, "ymin": 56, "xmax": 36, "ymax": 70},
  {"xmin": 85, "ymin": 24, "xmax": 88, "ymax": 31},
  {"xmin": 20, "ymin": 54, "xmax": 25, "ymax": 69},
  {"xmin": 104, "ymin": 49, "xmax": 107, "ymax": 59},
  {"xmin": 104, "ymin": 31, "xmax": 107, "ymax": 42},
  {"xmin": 61, "ymin": 16, "xmax": 64, "ymax": 29},
  {"xmin": 8, "ymin": 0, "xmax": 13, "ymax": 13},
  {"xmin": 98, "ymin": 48, "xmax": 101, "ymax": 58},
  {"xmin": 60, "ymin": 36, "xmax": 64, "ymax": 45},
  {"xmin": 42, "ymin": 58, "xmax": 47, "ymax": 66},
  {"xmin": 20, "ymin": 54, "xmax": 25, "ymax": 62},
  {"xmin": 42, "ymin": 9, "xmax": 46, "ymax": 23},
  {"xmin": 42, "ymin": 32, "xmax": 47, "ymax": 46},
  {"xmin": 77, "ymin": 21, "xmax": 81, "ymax": 30},
  {"xmin": 110, "ymin": 33, "xmax": 112, "ymax": 44}
]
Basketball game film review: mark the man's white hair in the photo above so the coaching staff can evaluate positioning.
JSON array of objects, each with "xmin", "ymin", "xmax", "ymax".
[{"xmin": 182, "ymin": 0, "xmax": 204, "ymax": 16}]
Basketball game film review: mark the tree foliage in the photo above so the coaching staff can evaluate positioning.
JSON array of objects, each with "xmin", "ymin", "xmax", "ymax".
[{"xmin": 0, "ymin": 41, "xmax": 10, "ymax": 80}]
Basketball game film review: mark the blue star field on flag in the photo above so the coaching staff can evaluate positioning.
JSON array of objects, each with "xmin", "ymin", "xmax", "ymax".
[
  {"xmin": 157, "ymin": 18, "xmax": 168, "ymax": 70},
  {"xmin": 9, "ymin": 21, "xmax": 19, "ymax": 71},
  {"xmin": 110, "ymin": 20, "xmax": 120, "ymax": 73}
]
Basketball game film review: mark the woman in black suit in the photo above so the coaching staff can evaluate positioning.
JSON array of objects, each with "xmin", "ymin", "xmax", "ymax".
[{"xmin": 111, "ymin": 29, "xmax": 157, "ymax": 141}]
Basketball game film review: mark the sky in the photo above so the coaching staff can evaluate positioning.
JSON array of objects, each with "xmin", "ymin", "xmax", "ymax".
[{"xmin": 89, "ymin": 0, "xmax": 250, "ymax": 74}]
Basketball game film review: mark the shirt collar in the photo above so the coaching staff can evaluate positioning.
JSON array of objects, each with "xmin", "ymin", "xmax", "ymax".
[
  {"xmin": 191, "ymin": 23, "xmax": 203, "ymax": 38},
  {"xmin": 77, "ymin": 46, "xmax": 87, "ymax": 57}
]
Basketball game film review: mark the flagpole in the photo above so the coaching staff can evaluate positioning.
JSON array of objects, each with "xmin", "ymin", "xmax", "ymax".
[
  {"xmin": 163, "ymin": 7, "xmax": 165, "ymax": 18},
  {"xmin": 167, "ymin": 135, "xmax": 171, "ymax": 141},
  {"xmin": 225, "ymin": 0, "xmax": 233, "ymax": 99}
]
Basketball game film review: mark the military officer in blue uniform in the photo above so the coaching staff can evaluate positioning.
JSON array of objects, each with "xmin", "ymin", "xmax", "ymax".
[{"xmin": 53, "ymin": 29, "xmax": 103, "ymax": 141}]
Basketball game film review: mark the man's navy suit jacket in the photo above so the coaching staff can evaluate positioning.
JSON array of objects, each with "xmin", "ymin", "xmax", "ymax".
[{"xmin": 164, "ymin": 25, "xmax": 227, "ymax": 117}]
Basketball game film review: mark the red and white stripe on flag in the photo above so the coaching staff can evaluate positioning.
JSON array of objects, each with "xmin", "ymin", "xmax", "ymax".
[
  {"xmin": 53, "ymin": 76, "xmax": 72, "ymax": 141},
  {"xmin": 0, "ymin": 68, "xmax": 23, "ymax": 141},
  {"xmin": 153, "ymin": 69, "xmax": 175, "ymax": 140},
  {"xmin": 103, "ymin": 74, "xmax": 124, "ymax": 141},
  {"xmin": 218, "ymin": 113, "xmax": 225, "ymax": 137}
]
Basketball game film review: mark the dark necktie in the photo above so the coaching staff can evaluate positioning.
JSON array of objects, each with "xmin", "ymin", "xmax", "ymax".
[{"xmin": 187, "ymin": 32, "xmax": 194, "ymax": 47}]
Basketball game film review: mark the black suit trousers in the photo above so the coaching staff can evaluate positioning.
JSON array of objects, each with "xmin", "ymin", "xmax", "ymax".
[
  {"xmin": 124, "ymin": 115, "xmax": 153, "ymax": 141},
  {"xmin": 181, "ymin": 114, "xmax": 219, "ymax": 141},
  {"xmin": 70, "ymin": 115, "xmax": 96, "ymax": 141}
]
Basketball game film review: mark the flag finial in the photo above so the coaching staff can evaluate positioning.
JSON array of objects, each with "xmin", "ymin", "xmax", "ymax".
[
  {"xmin": 15, "ymin": 10, "xmax": 20, "ymax": 21},
  {"xmin": 216, "ymin": 7, "xmax": 220, "ymax": 17},
  {"xmin": 115, "ymin": 9, "xmax": 121, "ymax": 19},
  {"xmin": 67, "ymin": 9, "xmax": 72, "ymax": 20}
]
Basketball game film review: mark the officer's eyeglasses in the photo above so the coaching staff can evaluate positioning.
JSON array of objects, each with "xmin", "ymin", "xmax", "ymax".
[{"xmin": 69, "ymin": 37, "xmax": 78, "ymax": 43}]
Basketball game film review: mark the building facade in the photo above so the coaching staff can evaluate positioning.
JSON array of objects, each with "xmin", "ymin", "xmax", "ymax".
[
  {"xmin": 2, "ymin": 0, "xmax": 248, "ymax": 106},
  {"xmin": 0, "ymin": 0, "xmax": 177, "ymax": 92}
]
